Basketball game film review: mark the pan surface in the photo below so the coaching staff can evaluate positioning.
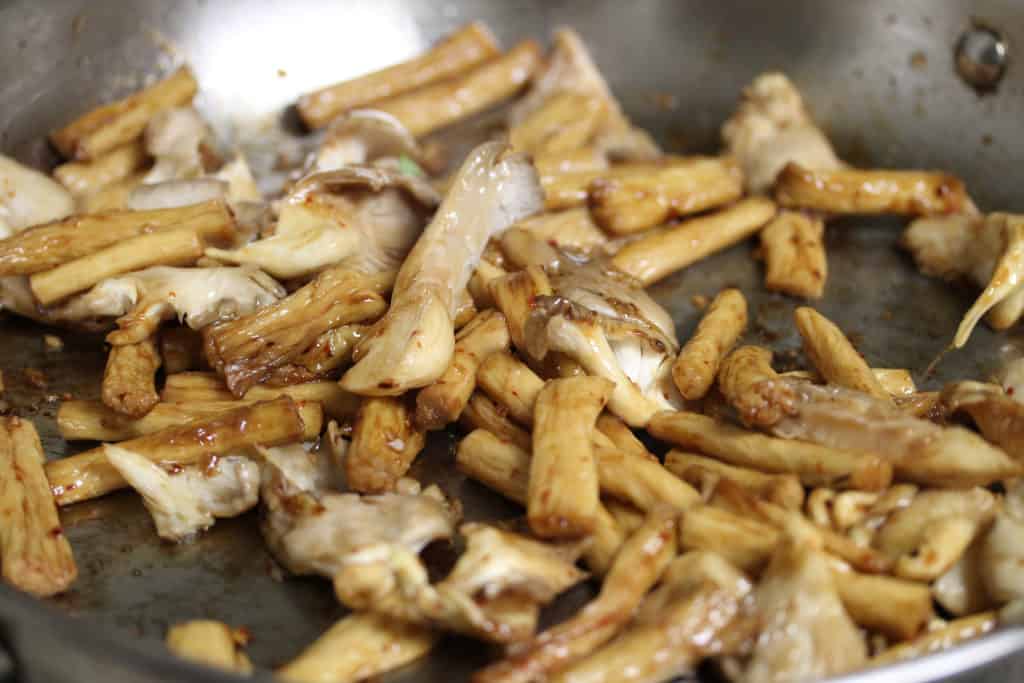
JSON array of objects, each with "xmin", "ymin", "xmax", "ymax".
[{"xmin": 2, "ymin": 1, "xmax": 1024, "ymax": 681}]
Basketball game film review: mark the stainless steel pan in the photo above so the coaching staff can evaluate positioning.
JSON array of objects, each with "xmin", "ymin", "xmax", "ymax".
[{"xmin": 2, "ymin": 1, "xmax": 1024, "ymax": 681}]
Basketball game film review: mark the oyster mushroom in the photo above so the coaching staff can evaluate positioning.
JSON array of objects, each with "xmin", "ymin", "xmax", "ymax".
[
  {"xmin": 52, "ymin": 265, "xmax": 285, "ymax": 344},
  {"xmin": 0, "ymin": 154, "xmax": 75, "ymax": 238},
  {"xmin": 902, "ymin": 211, "xmax": 1024, "ymax": 348},
  {"xmin": 258, "ymin": 447, "xmax": 455, "ymax": 578},
  {"xmin": 722, "ymin": 72, "xmax": 843, "ymax": 194},
  {"xmin": 517, "ymin": 253, "xmax": 682, "ymax": 427},
  {"xmin": 742, "ymin": 527, "xmax": 866, "ymax": 683},
  {"xmin": 205, "ymin": 165, "xmax": 438, "ymax": 279},
  {"xmin": 141, "ymin": 106, "xmax": 216, "ymax": 183},
  {"xmin": 313, "ymin": 109, "xmax": 422, "ymax": 173},
  {"xmin": 103, "ymin": 445, "xmax": 261, "ymax": 542},
  {"xmin": 333, "ymin": 523, "xmax": 587, "ymax": 642},
  {"xmin": 341, "ymin": 142, "xmax": 542, "ymax": 396}
]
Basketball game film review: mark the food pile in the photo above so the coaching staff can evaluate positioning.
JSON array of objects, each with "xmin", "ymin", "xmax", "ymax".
[{"xmin": 1, "ymin": 21, "xmax": 1023, "ymax": 683}]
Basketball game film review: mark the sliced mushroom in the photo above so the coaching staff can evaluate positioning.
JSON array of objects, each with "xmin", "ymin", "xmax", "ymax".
[
  {"xmin": 260, "ymin": 469, "xmax": 455, "ymax": 579},
  {"xmin": 128, "ymin": 155, "xmax": 263, "ymax": 212},
  {"xmin": 0, "ymin": 154, "xmax": 75, "ymax": 238},
  {"xmin": 903, "ymin": 211, "xmax": 1024, "ymax": 347},
  {"xmin": 742, "ymin": 527, "xmax": 867, "ymax": 683},
  {"xmin": 313, "ymin": 109, "xmax": 422, "ymax": 173},
  {"xmin": 749, "ymin": 377, "xmax": 1022, "ymax": 487},
  {"xmin": 206, "ymin": 166, "xmax": 439, "ymax": 279},
  {"xmin": 53, "ymin": 265, "xmax": 285, "ymax": 343},
  {"xmin": 128, "ymin": 178, "xmax": 229, "ymax": 211},
  {"xmin": 525, "ymin": 295, "xmax": 680, "ymax": 427},
  {"xmin": 722, "ymin": 72, "xmax": 843, "ymax": 194},
  {"xmin": 333, "ymin": 523, "xmax": 587, "ymax": 642},
  {"xmin": 341, "ymin": 142, "xmax": 542, "ymax": 395},
  {"xmin": 142, "ymin": 107, "xmax": 217, "ymax": 183},
  {"xmin": 104, "ymin": 445, "xmax": 260, "ymax": 542},
  {"xmin": 941, "ymin": 381, "xmax": 1024, "ymax": 460}
]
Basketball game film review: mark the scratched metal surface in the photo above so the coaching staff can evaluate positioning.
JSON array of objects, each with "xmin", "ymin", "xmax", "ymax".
[{"xmin": 3, "ymin": 1, "xmax": 1024, "ymax": 682}]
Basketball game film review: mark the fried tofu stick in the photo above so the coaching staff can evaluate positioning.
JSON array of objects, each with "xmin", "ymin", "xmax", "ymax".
[
  {"xmin": 253, "ymin": 381, "xmax": 361, "ymax": 421},
  {"xmin": 512, "ymin": 209, "xmax": 610, "ymax": 253},
  {"xmin": 498, "ymin": 227, "xmax": 563, "ymax": 271},
  {"xmin": 542, "ymin": 170, "xmax": 607, "ymax": 211},
  {"xmin": 549, "ymin": 554, "xmax": 751, "ymax": 683},
  {"xmin": 346, "ymin": 397, "xmax": 425, "ymax": 494},
  {"xmin": 58, "ymin": 399, "xmax": 325, "ymax": 442},
  {"xmin": 581, "ymin": 506, "xmax": 629, "ymax": 578},
  {"xmin": 0, "ymin": 200, "xmax": 235, "ymax": 277},
  {"xmin": 875, "ymin": 368, "xmax": 918, "ymax": 397},
  {"xmin": 278, "ymin": 612, "xmax": 438, "ymax": 683},
  {"xmin": 29, "ymin": 226, "xmax": 205, "ymax": 305},
  {"xmin": 473, "ymin": 507, "xmax": 678, "ymax": 683},
  {"xmin": 595, "ymin": 414, "xmax": 656, "ymax": 462},
  {"xmin": 101, "ymin": 337, "xmax": 162, "ymax": 418},
  {"xmin": 50, "ymin": 66, "xmax": 198, "ymax": 160},
  {"xmin": 604, "ymin": 500, "xmax": 646, "ymax": 537},
  {"xmin": 203, "ymin": 267, "xmax": 392, "ymax": 396},
  {"xmin": 78, "ymin": 172, "xmax": 146, "ymax": 213},
  {"xmin": 829, "ymin": 562, "xmax": 934, "ymax": 641},
  {"xmin": 775, "ymin": 163, "xmax": 968, "ymax": 216},
  {"xmin": 529, "ymin": 377, "xmax": 614, "ymax": 538},
  {"xmin": 455, "ymin": 428, "xmax": 624, "ymax": 575},
  {"xmin": 869, "ymin": 612, "xmax": 997, "ymax": 667},
  {"xmin": 415, "ymin": 310, "xmax": 510, "ymax": 430},
  {"xmin": 46, "ymin": 397, "xmax": 316, "ymax": 506},
  {"xmin": 612, "ymin": 197, "xmax": 777, "ymax": 285},
  {"xmin": 476, "ymin": 351, "xmax": 546, "ymax": 427},
  {"xmin": 53, "ymin": 140, "xmax": 149, "ymax": 196},
  {"xmin": 794, "ymin": 306, "xmax": 891, "ymax": 401},
  {"xmin": 468, "ymin": 259, "xmax": 507, "ymax": 309},
  {"xmin": 672, "ymin": 288, "xmax": 747, "ymax": 401},
  {"xmin": 678, "ymin": 504, "xmax": 779, "ymax": 573},
  {"xmin": 760, "ymin": 210, "xmax": 827, "ymax": 299},
  {"xmin": 166, "ymin": 373, "xmax": 363, "ymax": 417},
  {"xmin": 0, "ymin": 418, "xmax": 77, "ymax": 596},
  {"xmin": 589, "ymin": 157, "xmax": 743, "ymax": 235},
  {"xmin": 160, "ymin": 327, "xmax": 205, "ymax": 374},
  {"xmin": 477, "ymin": 351, "xmax": 612, "ymax": 437},
  {"xmin": 533, "ymin": 147, "xmax": 609, "ymax": 177},
  {"xmin": 375, "ymin": 41, "xmax": 542, "ymax": 138},
  {"xmin": 459, "ymin": 424, "xmax": 697, "ymax": 515},
  {"xmin": 166, "ymin": 620, "xmax": 252, "ymax": 674},
  {"xmin": 510, "ymin": 92, "xmax": 607, "ymax": 156},
  {"xmin": 593, "ymin": 445, "xmax": 700, "ymax": 513},
  {"xmin": 296, "ymin": 22, "xmax": 500, "ymax": 129},
  {"xmin": 459, "ymin": 393, "xmax": 533, "ymax": 451},
  {"xmin": 456, "ymin": 429, "xmax": 532, "ymax": 503},
  {"xmin": 665, "ymin": 450, "xmax": 805, "ymax": 511},
  {"xmin": 489, "ymin": 266, "xmax": 553, "ymax": 357},
  {"xmin": 717, "ymin": 345, "xmax": 798, "ymax": 428},
  {"xmin": 782, "ymin": 368, "xmax": 917, "ymax": 398},
  {"xmin": 160, "ymin": 371, "xmax": 234, "ymax": 402},
  {"xmin": 648, "ymin": 411, "xmax": 892, "ymax": 490}
]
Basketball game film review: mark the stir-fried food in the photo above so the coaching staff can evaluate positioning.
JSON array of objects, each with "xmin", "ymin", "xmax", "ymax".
[{"xmin": 2, "ymin": 18, "xmax": 1023, "ymax": 683}]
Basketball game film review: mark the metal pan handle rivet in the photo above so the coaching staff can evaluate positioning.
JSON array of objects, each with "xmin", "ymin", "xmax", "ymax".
[{"xmin": 955, "ymin": 22, "xmax": 1009, "ymax": 92}]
